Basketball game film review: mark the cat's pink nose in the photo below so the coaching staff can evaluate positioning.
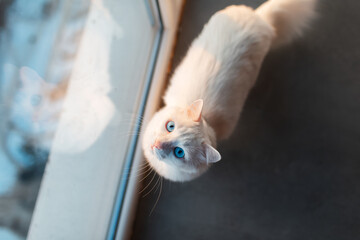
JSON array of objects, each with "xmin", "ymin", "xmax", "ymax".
[{"xmin": 151, "ymin": 139, "xmax": 162, "ymax": 149}]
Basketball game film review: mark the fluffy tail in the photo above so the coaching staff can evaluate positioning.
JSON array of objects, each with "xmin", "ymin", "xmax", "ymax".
[{"xmin": 256, "ymin": 0, "xmax": 317, "ymax": 48}]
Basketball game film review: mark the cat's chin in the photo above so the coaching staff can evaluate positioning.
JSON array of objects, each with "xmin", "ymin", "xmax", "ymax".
[
  {"xmin": 144, "ymin": 150, "xmax": 208, "ymax": 182},
  {"xmin": 154, "ymin": 162, "xmax": 208, "ymax": 182}
]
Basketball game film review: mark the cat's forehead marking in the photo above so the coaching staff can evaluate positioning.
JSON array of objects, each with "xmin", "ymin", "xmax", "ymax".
[
  {"xmin": 172, "ymin": 124, "xmax": 204, "ymax": 145},
  {"xmin": 155, "ymin": 108, "xmax": 196, "ymax": 132}
]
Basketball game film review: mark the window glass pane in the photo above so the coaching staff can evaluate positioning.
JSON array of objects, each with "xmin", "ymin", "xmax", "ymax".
[
  {"xmin": 0, "ymin": 0, "xmax": 90, "ymax": 238},
  {"xmin": 0, "ymin": 0, "xmax": 158, "ymax": 239}
]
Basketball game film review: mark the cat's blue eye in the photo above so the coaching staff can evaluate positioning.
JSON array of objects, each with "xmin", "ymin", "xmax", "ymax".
[
  {"xmin": 166, "ymin": 121, "xmax": 175, "ymax": 132},
  {"xmin": 174, "ymin": 147, "xmax": 185, "ymax": 158}
]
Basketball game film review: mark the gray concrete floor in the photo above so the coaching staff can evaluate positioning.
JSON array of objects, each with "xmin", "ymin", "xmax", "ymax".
[{"xmin": 132, "ymin": 0, "xmax": 360, "ymax": 239}]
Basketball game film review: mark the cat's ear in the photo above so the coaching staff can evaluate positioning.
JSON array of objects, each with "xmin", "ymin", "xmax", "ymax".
[
  {"xmin": 187, "ymin": 99, "xmax": 203, "ymax": 122},
  {"xmin": 204, "ymin": 143, "xmax": 221, "ymax": 163}
]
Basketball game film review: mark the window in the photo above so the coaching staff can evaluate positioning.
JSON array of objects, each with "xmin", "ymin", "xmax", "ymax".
[{"xmin": 0, "ymin": 0, "xmax": 183, "ymax": 239}]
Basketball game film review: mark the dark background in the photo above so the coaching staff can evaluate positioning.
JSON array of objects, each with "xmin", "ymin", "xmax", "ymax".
[{"xmin": 133, "ymin": 0, "xmax": 360, "ymax": 239}]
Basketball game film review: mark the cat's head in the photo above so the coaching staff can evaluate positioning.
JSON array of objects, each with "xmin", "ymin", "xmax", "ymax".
[{"xmin": 142, "ymin": 99, "xmax": 221, "ymax": 182}]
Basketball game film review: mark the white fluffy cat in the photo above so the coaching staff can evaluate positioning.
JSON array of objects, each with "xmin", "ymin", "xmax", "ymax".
[{"xmin": 143, "ymin": 0, "xmax": 317, "ymax": 182}]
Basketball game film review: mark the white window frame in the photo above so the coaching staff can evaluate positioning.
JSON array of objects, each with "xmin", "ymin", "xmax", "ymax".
[{"xmin": 27, "ymin": 0, "xmax": 184, "ymax": 239}]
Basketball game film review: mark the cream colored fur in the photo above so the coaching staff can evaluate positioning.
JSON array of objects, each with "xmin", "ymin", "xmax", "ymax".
[{"xmin": 143, "ymin": 0, "xmax": 317, "ymax": 182}]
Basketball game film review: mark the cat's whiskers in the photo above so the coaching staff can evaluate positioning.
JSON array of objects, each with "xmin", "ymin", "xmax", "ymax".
[
  {"xmin": 121, "ymin": 162, "xmax": 152, "ymax": 180},
  {"xmin": 115, "ymin": 113, "xmax": 151, "ymax": 181},
  {"xmin": 117, "ymin": 115, "xmax": 143, "ymax": 125},
  {"xmin": 149, "ymin": 177, "xmax": 163, "ymax": 216},
  {"xmin": 116, "ymin": 116, "xmax": 146, "ymax": 138},
  {"xmin": 121, "ymin": 164, "xmax": 148, "ymax": 178},
  {"xmin": 138, "ymin": 167, "xmax": 154, "ymax": 183},
  {"xmin": 139, "ymin": 171, "xmax": 157, "ymax": 194},
  {"xmin": 121, "ymin": 169, "xmax": 152, "ymax": 183},
  {"xmin": 119, "ymin": 113, "xmax": 146, "ymax": 127},
  {"xmin": 122, "ymin": 112, "xmax": 145, "ymax": 120},
  {"xmin": 116, "ymin": 121, "xmax": 143, "ymax": 130},
  {"xmin": 121, "ymin": 160, "xmax": 148, "ymax": 172},
  {"xmin": 133, "ymin": 165, "xmax": 153, "ymax": 178},
  {"xmin": 142, "ymin": 175, "xmax": 161, "ymax": 198}
]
